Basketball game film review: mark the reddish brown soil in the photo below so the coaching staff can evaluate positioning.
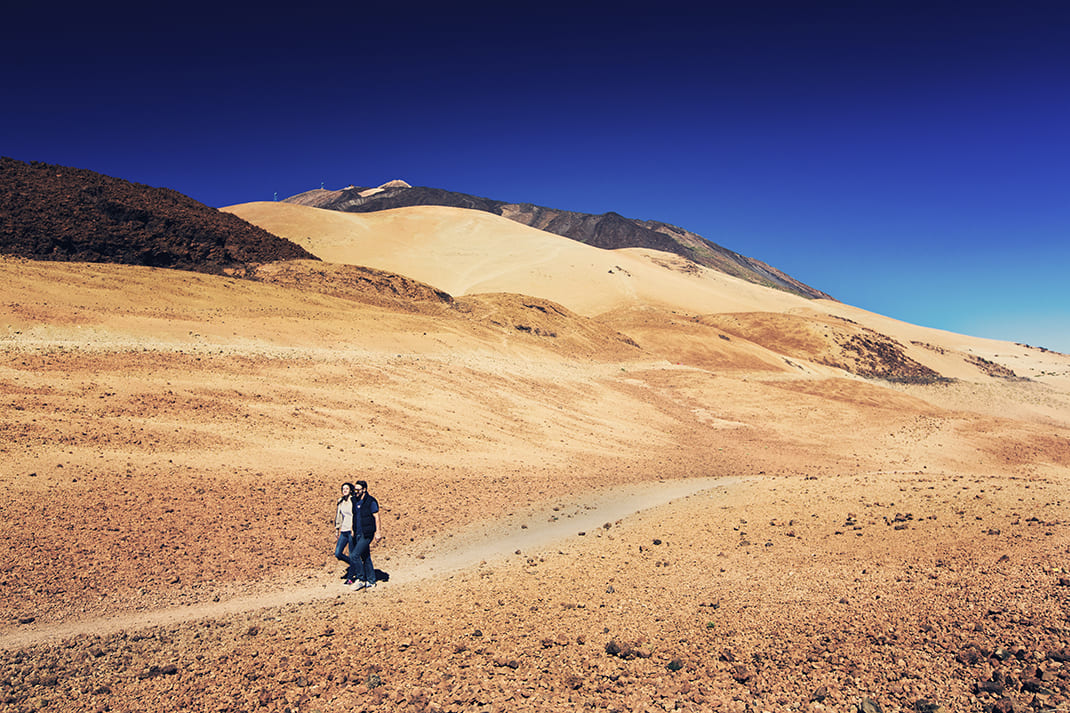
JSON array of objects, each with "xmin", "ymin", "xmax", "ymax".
[{"xmin": 1, "ymin": 251, "xmax": 1068, "ymax": 712}]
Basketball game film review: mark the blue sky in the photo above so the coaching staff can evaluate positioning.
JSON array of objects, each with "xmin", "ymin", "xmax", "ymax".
[{"xmin": 4, "ymin": 2, "xmax": 1069, "ymax": 352}]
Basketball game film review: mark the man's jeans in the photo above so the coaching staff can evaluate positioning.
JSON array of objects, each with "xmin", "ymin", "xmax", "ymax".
[{"xmin": 352, "ymin": 535, "xmax": 375, "ymax": 584}]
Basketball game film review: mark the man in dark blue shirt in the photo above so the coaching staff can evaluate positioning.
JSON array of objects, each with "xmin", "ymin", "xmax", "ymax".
[{"xmin": 350, "ymin": 480, "xmax": 384, "ymax": 590}]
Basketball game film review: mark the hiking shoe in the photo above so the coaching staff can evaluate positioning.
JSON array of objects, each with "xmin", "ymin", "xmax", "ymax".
[
  {"xmin": 350, "ymin": 581, "xmax": 367, "ymax": 591},
  {"xmin": 364, "ymin": 582, "xmax": 376, "ymax": 590}
]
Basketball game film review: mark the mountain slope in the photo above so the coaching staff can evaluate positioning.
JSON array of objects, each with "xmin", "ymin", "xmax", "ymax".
[
  {"xmin": 226, "ymin": 200, "xmax": 1067, "ymax": 388},
  {"xmin": 224, "ymin": 201, "xmax": 813, "ymax": 319},
  {"xmin": 0, "ymin": 157, "xmax": 316, "ymax": 275},
  {"xmin": 282, "ymin": 182, "xmax": 832, "ymax": 300}
]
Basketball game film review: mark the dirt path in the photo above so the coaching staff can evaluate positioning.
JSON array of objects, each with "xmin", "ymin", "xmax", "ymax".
[{"xmin": 0, "ymin": 476, "xmax": 739, "ymax": 651}]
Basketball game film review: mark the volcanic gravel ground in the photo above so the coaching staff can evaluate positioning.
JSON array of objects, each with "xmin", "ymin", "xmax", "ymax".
[
  {"xmin": 1, "ymin": 474, "xmax": 1067, "ymax": 713},
  {"xmin": 2, "ymin": 254, "xmax": 1069, "ymax": 713}
]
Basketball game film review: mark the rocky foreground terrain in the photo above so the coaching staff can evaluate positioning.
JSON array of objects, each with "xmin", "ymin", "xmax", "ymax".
[
  {"xmin": 2, "ymin": 253, "xmax": 1067, "ymax": 713},
  {"xmin": 1, "ymin": 164, "xmax": 1068, "ymax": 712},
  {"xmin": 3, "ymin": 470, "xmax": 1069, "ymax": 713}
]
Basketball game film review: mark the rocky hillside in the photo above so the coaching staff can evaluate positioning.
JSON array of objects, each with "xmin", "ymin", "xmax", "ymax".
[
  {"xmin": 284, "ymin": 182, "xmax": 833, "ymax": 300},
  {"xmin": 1, "ymin": 157, "xmax": 316, "ymax": 275}
]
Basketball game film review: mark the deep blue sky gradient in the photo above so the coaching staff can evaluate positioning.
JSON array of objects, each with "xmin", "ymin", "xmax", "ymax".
[{"xmin": 4, "ymin": 2, "xmax": 1068, "ymax": 351}]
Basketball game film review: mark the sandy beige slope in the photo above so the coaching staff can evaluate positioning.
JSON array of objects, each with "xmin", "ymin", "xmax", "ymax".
[
  {"xmin": 227, "ymin": 200, "xmax": 1070, "ymax": 390},
  {"xmin": 224, "ymin": 202, "xmax": 811, "ymax": 317}
]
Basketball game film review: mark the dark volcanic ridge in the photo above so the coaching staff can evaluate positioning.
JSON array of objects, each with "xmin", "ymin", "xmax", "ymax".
[
  {"xmin": 284, "ymin": 182, "xmax": 834, "ymax": 301},
  {"xmin": 1, "ymin": 157, "xmax": 316, "ymax": 275}
]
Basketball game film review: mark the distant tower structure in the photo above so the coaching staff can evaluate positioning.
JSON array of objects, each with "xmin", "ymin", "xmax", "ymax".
[
  {"xmin": 273, "ymin": 191, "xmax": 278, "ymax": 201},
  {"xmin": 321, "ymin": 181, "xmax": 325, "ymax": 190}
]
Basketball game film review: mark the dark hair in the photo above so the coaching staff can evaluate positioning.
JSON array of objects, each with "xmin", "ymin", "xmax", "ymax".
[
  {"xmin": 355, "ymin": 480, "xmax": 368, "ymax": 493},
  {"xmin": 339, "ymin": 482, "xmax": 357, "ymax": 504}
]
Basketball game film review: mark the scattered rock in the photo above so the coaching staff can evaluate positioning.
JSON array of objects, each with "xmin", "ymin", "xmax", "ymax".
[
  {"xmin": 137, "ymin": 664, "xmax": 178, "ymax": 680},
  {"xmin": 990, "ymin": 698, "xmax": 1015, "ymax": 713},
  {"xmin": 957, "ymin": 645, "xmax": 985, "ymax": 665},
  {"xmin": 730, "ymin": 664, "xmax": 752, "ymax": 683},
  {"xmin": 859, "ymin": 697, "xmax": 883, "ymax": 713},
  {"xmin": 1047, "ymin": 648, "xmax": 1070, "ymax": 662},
  {"xmin": 604, "ymin": 639, "xmax": 651, "ymax": 660},
  {"xmin": 1020, "ymin": 677, "xmax": 1052, "ymax": 694}
]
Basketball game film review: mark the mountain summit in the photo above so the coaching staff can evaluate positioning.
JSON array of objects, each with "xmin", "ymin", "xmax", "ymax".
[{"xmin": 282, "ymin": 182, "xmax": 832, "ymax": 300}]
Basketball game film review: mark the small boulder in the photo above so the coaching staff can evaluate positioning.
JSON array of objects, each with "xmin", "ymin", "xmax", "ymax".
[{"xmin": 859, "ymin": 698, "xmax": 883, "ymax": 713}]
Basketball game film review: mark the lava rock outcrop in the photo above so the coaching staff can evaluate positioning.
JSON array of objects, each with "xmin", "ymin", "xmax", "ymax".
[{"xmin": 1, "ymin": 157, "xmax": 316, "ymax": 275}]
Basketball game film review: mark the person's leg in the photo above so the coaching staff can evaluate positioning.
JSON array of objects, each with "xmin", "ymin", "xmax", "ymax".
[
  {"xmin": 348, "ymin": 533, "xmax": 362, "ymax": 581},
  {"xmin": 353, "ymin": 535, "xmax": 374, "ymax": 585},
  {"xmin": 337, "ymin": 532, "xmax": 361, "ymax": 582},
  {"xmin": 362, "ymin": 545, "xmax": 376, "ymax": 587},
  {"xmin": 334, "ymin": 532, "xmax": 352, "ymax": 564}
]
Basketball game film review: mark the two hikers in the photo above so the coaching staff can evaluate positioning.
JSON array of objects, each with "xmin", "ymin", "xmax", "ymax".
[{"xmin": 334, "ymin": 480, "xmax": 384, "ymax": 591}]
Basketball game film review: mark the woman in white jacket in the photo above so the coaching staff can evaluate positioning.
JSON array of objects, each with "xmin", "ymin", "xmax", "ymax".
[{"xmin": 334, "ymin": 482, "xmax": 359, "ymax": 585}]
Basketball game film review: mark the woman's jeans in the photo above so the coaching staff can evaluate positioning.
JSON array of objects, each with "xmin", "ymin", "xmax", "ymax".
[
  {"xmin": 335, "ymin": 531, "xmax": 357, "ymax": 579},
  {"xmin": 352, "ymin": 535, "xmax": 375, "ymax": 584}
]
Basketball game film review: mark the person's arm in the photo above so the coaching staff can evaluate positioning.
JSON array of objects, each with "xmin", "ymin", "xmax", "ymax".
[{"xmin": 372, "ymin": 511, "xmax": 383, "ymax": 542}]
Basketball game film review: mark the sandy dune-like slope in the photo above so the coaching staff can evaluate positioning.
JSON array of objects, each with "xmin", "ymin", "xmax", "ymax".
[
  {"xmin": 224, "ymin": 202, "xmax": 809, "ymax": 317},
  {"xmin": 227, "ymin": 201, "xmax": 1069, "ymax": 389},
  {"xmin": 2, "ymin": 197, "xmax": 1069, "ymax": 713}
]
